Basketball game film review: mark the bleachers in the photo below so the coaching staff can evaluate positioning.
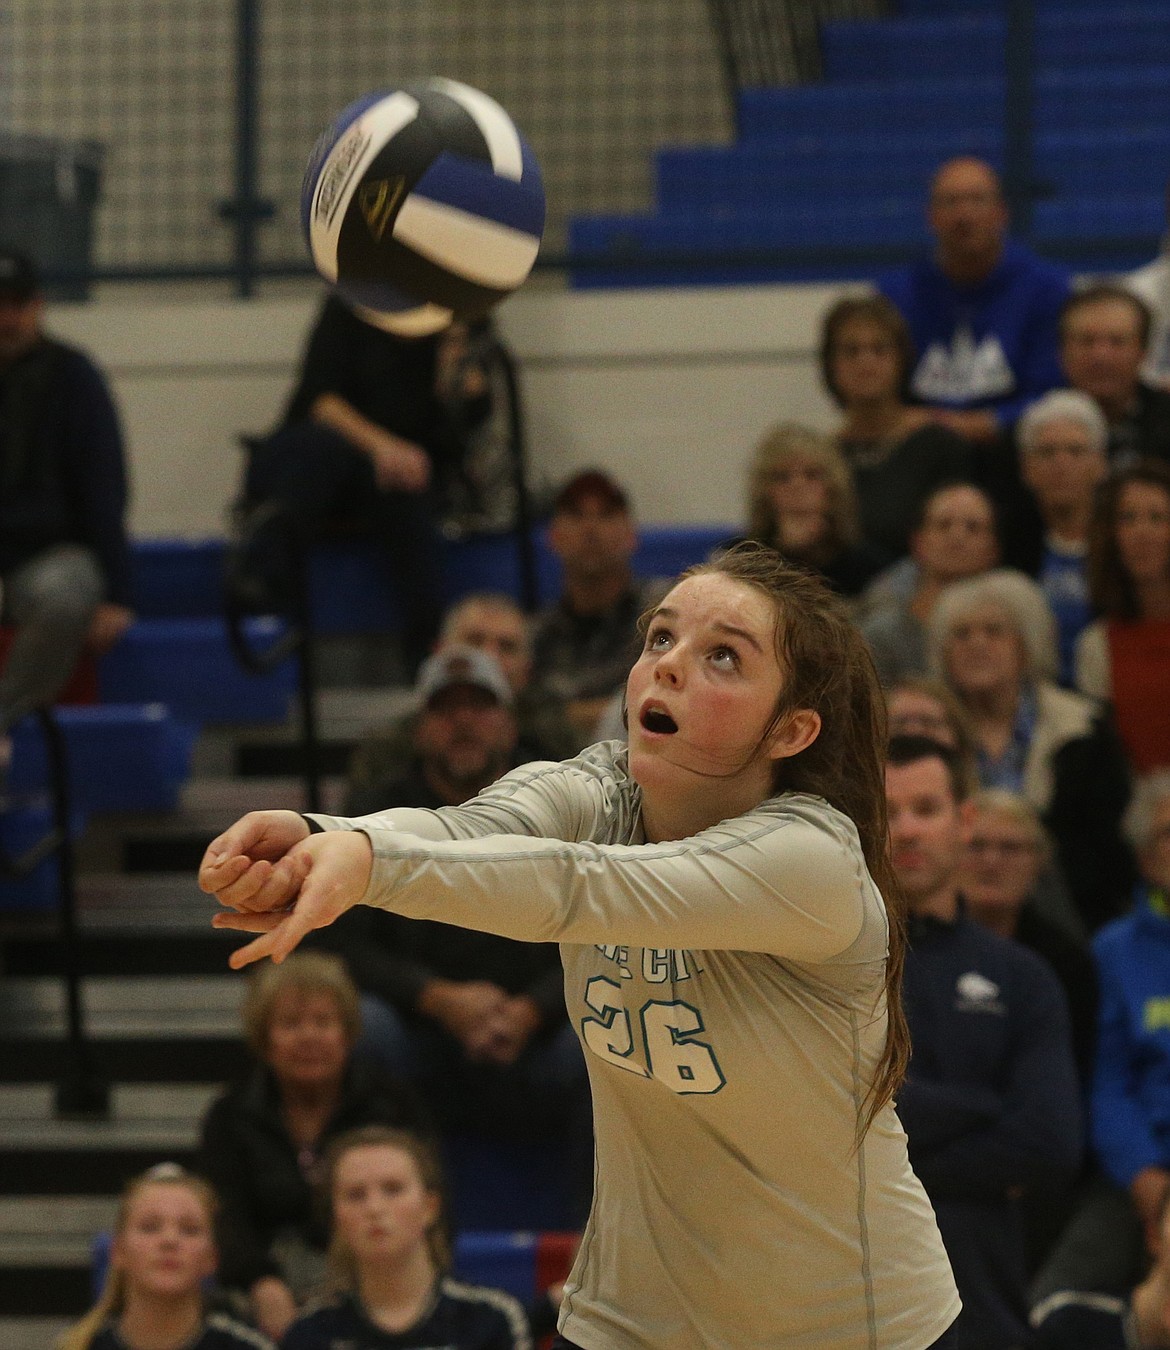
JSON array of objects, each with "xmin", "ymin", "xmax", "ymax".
[{"xmin": 568, "ymin": 1, "xmax": 1170, "ymax": 287}]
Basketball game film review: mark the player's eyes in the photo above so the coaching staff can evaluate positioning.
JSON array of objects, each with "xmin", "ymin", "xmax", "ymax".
[
  {"xmin": 646, "ymin": 627, "xmax": 672, "ymax": 650},
  {"xmin": 710, "ymin": 646, "xmax": 738, "ymax": 669}
]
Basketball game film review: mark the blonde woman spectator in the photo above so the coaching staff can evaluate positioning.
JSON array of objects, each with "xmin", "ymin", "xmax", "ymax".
[
  {"xmin": 929, "ymin": 569, "xmax": 1133, "ymax": 931},
  {"xmin": 197, "ymin": 953, "xmax": 426, "ymax": 1340},
  {"xmin": 742, "ymin": 421, "xmax": 888, "ymax": 598}
]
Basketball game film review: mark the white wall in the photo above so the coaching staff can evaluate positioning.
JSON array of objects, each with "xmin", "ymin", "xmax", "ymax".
[{"xmin": 45, "ymin": 279, "xmax": 857, "ymax": 539}]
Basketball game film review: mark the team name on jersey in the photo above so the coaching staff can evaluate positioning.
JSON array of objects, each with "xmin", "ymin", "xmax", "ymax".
[{"xmin": 595, "ymin": 944, "xmax": 703, "ymax": 982}]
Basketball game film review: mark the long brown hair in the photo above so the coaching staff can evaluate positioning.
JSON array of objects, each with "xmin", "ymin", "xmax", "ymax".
[
  {"xmin": 688, "ymin": 542, "xmax": 908, "ymax": 1134},
  {"xmin": 322, "ymin": 1126, "xmax": 451, "ymax": 1293},
  {"xmin": 58, "ymin": 1165, "xmax": 218, "ymax": 1350},
  {"xmin": 1088, "ymin": 459, "xmax": 1170, "ymax": 620}
]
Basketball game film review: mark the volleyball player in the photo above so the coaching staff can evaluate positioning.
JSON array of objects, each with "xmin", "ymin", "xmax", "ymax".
[{"xmin": 201, "ymin": 544, "xmax": 961, "ymax": 1349}]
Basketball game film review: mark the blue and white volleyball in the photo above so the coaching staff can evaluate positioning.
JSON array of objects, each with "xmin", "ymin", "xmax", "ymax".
[{"xmin": 301, "ymin": 79, "xmax": 545, "ymax": 336}]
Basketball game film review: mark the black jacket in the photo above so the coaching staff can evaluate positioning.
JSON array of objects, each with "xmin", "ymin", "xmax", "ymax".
[{"xmin": 197, "ymin": 1060, "xmax": 427, "ymax": 1291}]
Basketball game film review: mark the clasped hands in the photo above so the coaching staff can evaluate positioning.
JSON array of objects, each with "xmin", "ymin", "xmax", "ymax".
[{"xmin": 199, "ymin": 810, "xmax": 374, "ymax": 968}]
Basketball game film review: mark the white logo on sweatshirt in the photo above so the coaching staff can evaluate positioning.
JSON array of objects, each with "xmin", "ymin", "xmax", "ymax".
[
  {"xmin": 955, "ymin": 970, "xmax": 1006, "ymax": 1014},
  {"xmin": 912, "ymin": 326, "xmax": 1015, "ymax": 403}
]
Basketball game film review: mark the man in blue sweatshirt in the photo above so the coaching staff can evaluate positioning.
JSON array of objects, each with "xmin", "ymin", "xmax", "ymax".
[
  {"xmin": 886, "ymin": 734, "xmax": 1083, "ymax": 1350},
  {"xmin": 880, "ymin": 158, "xmax": 1070, "ymax": 445}
]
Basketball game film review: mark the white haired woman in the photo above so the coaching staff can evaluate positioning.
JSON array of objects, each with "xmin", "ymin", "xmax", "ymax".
[
  {"xmin": 1006, "ymin": 390, "xmax": 1110, "ymax": 683},
  {"xmin": 928, "ymin": 569, "xmax": 1134, "ymax": 932}
]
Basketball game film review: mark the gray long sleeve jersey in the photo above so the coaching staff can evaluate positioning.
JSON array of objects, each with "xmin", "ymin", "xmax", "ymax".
[{"xmin": 309, "ymin": 742, "xmax": 960, "ymax": 1350}]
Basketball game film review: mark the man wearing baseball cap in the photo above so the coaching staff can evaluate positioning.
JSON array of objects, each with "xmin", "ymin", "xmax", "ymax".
[
  {"xmin": 318, "ymin": 645, "xmax": 586, "ymax": 1156},
  {"xmin": 530, "ymin": 467, "xmax": 667, "ymax": 744},
  {"xmin": 0, "ymin": 248, "xmax": 132, "ymax": 774}
]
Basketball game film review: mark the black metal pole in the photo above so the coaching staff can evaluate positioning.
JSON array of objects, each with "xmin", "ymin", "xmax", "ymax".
[
  {"xmin": 1003, "ymin": 0, "xmax": 1037, "ymax": 239},
  {"xmin": 41, "ymin": 709, "xmax": 109, "ymax": 1119},
  {"xmin": 291, "ymin": 545, "xmax": 322, "ymax": 813},
  {"xmin": 218, "ymin": 0, "xmax": 274, "ymax": 297},
  {"xmin": 496, "ymin": 339, "xmax": 539, "ymax": 613}
]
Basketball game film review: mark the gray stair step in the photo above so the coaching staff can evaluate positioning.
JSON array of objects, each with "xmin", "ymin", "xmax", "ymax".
[
  {"xmin": 75, "ymin": 872, "xmax": 215, "ymax": 931},
  {"xmin": 0, "ymin": 975, "xmax": 242, "ymax": 1038},
  {"xmin": 0, "ymin": 1318, "xmax": 75, "ymax": 1350},
  {"xmin": 0, "ymin": 1195, "xmax": 117, "ymax": 1265},
  {"xmin": 0, "ymin": 1083, "xmax": 218, "ymax": 1150}
]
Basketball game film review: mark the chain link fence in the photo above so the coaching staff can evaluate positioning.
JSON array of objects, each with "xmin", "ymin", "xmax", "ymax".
[{"xmin": 5, "ymin": 0, "xmax": 746, "ymax": 283}]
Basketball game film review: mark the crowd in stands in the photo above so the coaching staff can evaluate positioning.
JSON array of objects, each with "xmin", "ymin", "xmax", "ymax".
[{"xmin": 9, "ymin": 146, "xmax": 1170, "ymax": 1348}]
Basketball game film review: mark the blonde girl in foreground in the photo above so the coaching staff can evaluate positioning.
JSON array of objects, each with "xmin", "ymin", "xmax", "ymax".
[
  {"xmin": 60, "ymin": 1163, "xmax": 272, "ymax": 1350},
  {"xmin": 203, "ymin": 544, "xmax": 961, "ymax": 1350}
]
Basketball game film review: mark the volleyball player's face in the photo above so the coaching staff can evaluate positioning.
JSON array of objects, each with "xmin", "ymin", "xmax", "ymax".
[
  {"xmin": 626, "ymin": 574, "xmax": 788, "ymax": 801},
  {"xmin": 332, "ymin": 1145, "xmax": 439, "ymax": 1270},
  {"xmin": 113, "ymin": 1184, "xmax": 216, "ymax": 1299}
]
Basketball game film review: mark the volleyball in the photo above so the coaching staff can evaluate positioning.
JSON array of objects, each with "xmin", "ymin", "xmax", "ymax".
[{"xmin": 301, "ymin": 78, "xmax": 545, "ymax": 336}]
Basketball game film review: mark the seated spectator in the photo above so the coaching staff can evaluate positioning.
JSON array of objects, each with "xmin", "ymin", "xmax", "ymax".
[
  {"xmin": 820, "ymin": 293, "xmax": 973, "ymax": 558},
  {"xmin": 344, "ymin": 646, "xmax": 519, "ymax": 818},
  {"xmin": 879, "ymin": 156, "xmax": 1069, "ymax": 444},
  {"xmin": 320, "ymin": 648, "xmax": 586, "ymax": 1154},
  {"xmin": 1059, "ymin": 283, "xmax": 1170, "ymax": 469},
  {"xmin": 1000, "ymin": 390, "xmax": 1108, "ymax": 685},
  {"xmin": 197, "ymin": 953, "xmax": 425, "ymax": 1341},
  {"xmin": 929, "ymin": 568, "xmax": 1134, "ymax": 931},
  {"xmin": 1077, "ymin": 459, "xmax": 1170, "ymax": 773},
  {"xmin": 59, "ymin": 1163, "xmax": 272, "ymax": 1350},
  {"xmin": 529, "ymin": 469, "xmax": 666, "ymax": 744},
  {"xmin": 1032, "ymin": 1195, "xmax": 1170, "ymax": 1349},
  {"xmin": 1093, "ymin": 772, "xmax": 1170, "ymax": 1253},
  {"xmin": 228, "ymin": 297, "xmax": 493, "ymax": 670},
  {"xmin": 886, "ymin": 735, "xmax": 1082, "ymax": 1350},
  {"xmin": 344, "ymin": 600, "xmax": 578, "ymax": 808},
  {"xmin": 859, "ymin": 481, "xmax": 1000, "ymax": 685},
  {"xmin": 0, "ymin": 249, "xmax": 133, "ymax": 774},
  {"xmin": 281, "ymin": 1126, "xmax": 531, "ymax": 1350},
  {"xmin": 963, "ymin": 788, "xmax": 1098, "ymax": 1078},
  {"xmin": 887, "ymin": 675, "xmax": 978, "ymax": 775},
  {"xmin": 739, "ymin": 421, "xmax": 888, "ymax": 598},
  {"xmin": 1127, "ymin": 177, "xmax": 1170, "ymax": 391}
]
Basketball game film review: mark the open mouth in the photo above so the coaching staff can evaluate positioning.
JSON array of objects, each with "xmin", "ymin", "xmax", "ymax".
[{"xmin": 640, "ymin": 706, "xmax": 678, "ymax": 735}]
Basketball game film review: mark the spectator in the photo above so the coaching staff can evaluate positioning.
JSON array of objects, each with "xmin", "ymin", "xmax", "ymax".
[
  {"xmin": 1092, "ymin": 771, "xmax": 1170, "ymax": 1254},
  {"xmin": 962, "ymin": 788, "xmax": 1098, "ymax": 1078},
  {"xmin": 59, "ymin": 1163, "xmax": 272, "ymax": 1350},
  {"xmin": 228, "ymin": 297, "xmax": 492, "ymax": 670},
  {"xmin": 530, "ymin": 469, "xmax": 666, "ymax": 744},
  {"xmin": 322, "ymin": 647, "xmax": 585, "ymax": 1153},
  {"xmin": 0, "ymin": 248, "xmax": 133, "ymax": 773},
  {"xmin": 1059, "ymin": 283, "xmax": 1170, "ymax": 469},
  {"xmin": 342, "ymin": 594, "xmax": 578, "ymax": 802},
  {"xmin": 740, "ymin": 421, "xmax": 888, "ymax": 598},
  {"xmin": 1077, "ymin": 459, "xmax": 1170, "ymax": 774},
  {"xmin": 1032, "ymin": 1193, "xmax": 1170, "ymax": 1349},
  {"xmin": 859, "ymin": 481, "xmax": 999, "ymax": 685},
  {"xmin": 880, "ymin": 157, "xmax": 1069, "ymax": 443},
  {"xmin": 198, "ymin": 953, "xmax": 425, "ymax": 1341},
  {"xmin": 1127, "ymin": 177, "xmax": 1170, "ymax": 390},
  {"xmin": 929, "ymin": 568, "xmax": 1134, "ymax": 932},
  {"xmin": 280, "ymin": 1126, "xmax": 531, "ymax": 1350},
  {"xmin": 344, "ymin": 645, "xmax": 520, "ymax": 817},
  {"xmin": 1003, "ymin": 390, "xmax": 1109, "ymax": 684},
  {"xmin": 886, "ymin": 734, "xmax": 1082, "ymax": 1350},
  {"xmin": 820, "ymin": 293, "xmax": 973, "ymax": 558},
  {"xmin": 887, "ymin": 675, "xmax": 979, "ymax": 772}
]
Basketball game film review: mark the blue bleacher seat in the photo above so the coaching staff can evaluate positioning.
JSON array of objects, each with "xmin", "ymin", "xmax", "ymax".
[
  {"xmin": 7, "ymin": 704, "xmax": 196, "ymax": 814},
  {"xmin": 0, "ymin": 797, "xmax": 87, "ymax": 911},
  {"xmin": 99, "ymin": 618, "xmax": 296, "ymax": 725}
]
